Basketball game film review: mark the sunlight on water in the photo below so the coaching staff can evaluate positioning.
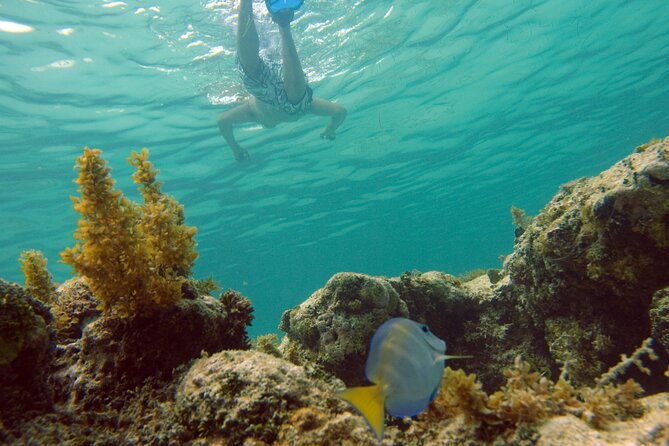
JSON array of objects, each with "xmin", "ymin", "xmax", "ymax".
[{"xmin": 1, "ymin": 0, "xmax": 668, "ymax": 334}]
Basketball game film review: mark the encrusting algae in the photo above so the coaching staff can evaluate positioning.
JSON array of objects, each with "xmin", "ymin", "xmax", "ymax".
[{"xmin": 60, "ymin": 147, "xmax": 197, "ymax": 316}]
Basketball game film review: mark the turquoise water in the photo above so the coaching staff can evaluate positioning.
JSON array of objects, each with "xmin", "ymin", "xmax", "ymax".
[{"xmin": 1, "ymin": 0, "xmax": 668, "ymax": 336}]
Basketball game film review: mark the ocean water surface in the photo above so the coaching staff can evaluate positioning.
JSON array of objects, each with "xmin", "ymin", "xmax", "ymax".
[{"xmin": 1, "ymin": 0, "xmax": 668, "ymax": 336}]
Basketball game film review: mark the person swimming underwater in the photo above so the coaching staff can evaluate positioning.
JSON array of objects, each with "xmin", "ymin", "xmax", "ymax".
[{"xmin": 218, "ymin": 0, "xmax": 348, "ymax": 161}]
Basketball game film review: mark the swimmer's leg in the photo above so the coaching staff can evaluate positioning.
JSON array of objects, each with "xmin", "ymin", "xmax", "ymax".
[
  {"xmin": 237, "ymin": 0, "xmax": 261, "ymax": 77},
  {"xmin": 278, "ymin": 23, "xmax": 307, "ymax": 104}
]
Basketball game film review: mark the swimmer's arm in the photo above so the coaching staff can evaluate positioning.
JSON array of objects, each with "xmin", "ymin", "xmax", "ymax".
[
  {"xmin": 309, "ymin": 97, "xmax": 347, "ymax": 140},
  {"xmin": 217, "ymin": 102, "xmax": 256, "ymax": 161}
]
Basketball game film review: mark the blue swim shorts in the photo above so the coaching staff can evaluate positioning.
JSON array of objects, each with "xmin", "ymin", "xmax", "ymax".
[{"xmin": 237, "ymin": 56, "xmax": 313, "ymax": 115}]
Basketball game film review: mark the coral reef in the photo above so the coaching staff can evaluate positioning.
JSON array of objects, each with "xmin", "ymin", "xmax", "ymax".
[
  {"xmin": 0, "ymin": 280, "xmax": 53, "ymax": 430},
  {"xmin": 2, "ymin": 148, "xmax": 254, "ymax": 444},
  {"xmin": 4, "ymin": 138, "xmax": 669, "ymax": 445},
  {"xmin": 280, "ymin": 139, "xmax": 669, "ymax": 395},
  {"xmin": 279, "ymin": 272, "xmax": 410, "ymax": 384},
  {"xmin": 53, "ymin": 289, "xmax": 253, "ymax": 409},
  {"xmin": 19, "ymin": 250, "xmax": 56, "ymax": 305},
  {"xmin": 61, "ymin": 147, "xmax": 197, "ymax": 317},
  {"xmin": 650, "ymin": 286, "xmax": 669, "ymax": 354},
  {"xmin": 503, "ymin": 137, "xmax": 669, "ymax": 384},
  {"xmin": 50, "ymin": 277, "xmax": 101, "ymax": 343},
  {"xmin": 175, "ymin": 350, "xmax": 371, "ymax": 445}
]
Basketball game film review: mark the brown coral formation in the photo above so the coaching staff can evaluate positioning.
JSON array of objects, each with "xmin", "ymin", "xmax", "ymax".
[
  {"xmin": 19, "ymin": 250, "xmax": 56, "ymax": 305},
  {"xmin": 60, "ymin": 147, "xmax": 198, "ymax": 316},
  {"xmin": 502, "ymin": 137, "xmax": 669, "ymax": 384},
  {"xmin": 50, "ymin": 277, "xmax": 101, "ymax": 343}
]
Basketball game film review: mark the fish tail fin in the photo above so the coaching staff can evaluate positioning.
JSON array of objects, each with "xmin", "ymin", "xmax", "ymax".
[{"xmin": 338, "ymin": 384, "xmax": 385, "ymax": 439}]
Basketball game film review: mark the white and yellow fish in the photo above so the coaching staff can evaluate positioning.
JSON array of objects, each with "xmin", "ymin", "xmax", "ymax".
[{"xmin": 339, "ymin": 317, "xmax": 471, "ymax": 439}]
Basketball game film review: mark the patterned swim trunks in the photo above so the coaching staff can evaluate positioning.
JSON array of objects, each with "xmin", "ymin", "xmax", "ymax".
[{"xmin": 237, "ymin": 56, "xmax": 313, "ymax": 115}]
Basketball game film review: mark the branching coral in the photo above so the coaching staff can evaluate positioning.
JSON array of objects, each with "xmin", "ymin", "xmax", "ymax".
[
  {"xmin": 510, "ymin": 205, "xmax": 533, "ymax": 238},
  {"xmin": 219, "ymin": 289, "xmax": 254, "ymax": 348},
  {"xmin": 61, "ymin": 147, "xmax": 198, "ymax": 316},
  {"xmin": 254, "ymin": 333, "xmax": 282, "ymax": 358},
  {"xmin": 428, "ymin": 367, "xmax": 490, "ymax": 423},
  {"xmin": 596, "ymin": 337, "xmax": 658, "ymax": 386},
  {"xmin": 580, "ymin": 379, "xmax": 644, "ymax": 428},
  {"xmin": 430, "ymin": 352, "xmax": 650, "ymax": 434},
  {"xmin": 128, "ymin": 148, "xmax": 197, "ymax": 278},
  {"xmin": 220, "ymin": 289, "xmax": 254, "ymax": 323},
  {"xmin": 19, "ymin": 250, "xmax": 55, "ymax": 305}
]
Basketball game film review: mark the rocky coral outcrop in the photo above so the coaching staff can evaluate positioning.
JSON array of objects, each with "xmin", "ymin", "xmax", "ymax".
[
  {"xmin": 280, "ymin": 139, "xmax": 669, "ymax": 392},
  {"xmin": 4, "ymin": 138, "xmax": 669, "ymax": 445},
  {"xmin": 534, "ymin": 393, "xmax": 669, "ymax": 446},
  {"xmin": 0, "ymin": 280, "xmax": 54, "ymax": 430},
  {"xmin": 53, "ymin": 290, "xmax": 253, "ymax": 409},
  {"xmin": 50, "ymin": 278, "xmax": 101, "ymax": 343},
  {"xmin": 279, "ymin": 272, "xmax": 409, "ymax": 384},
  {"xmin": 650, "ymin": 287, "xmax": 669, "ymax": 354},
  {"xmin": 503, "ymin": 137, "xmax": 669, "ymax": 384},
  {"xmin": 175, "ymin": 350, "xmax": 373, "ymax": 445}
]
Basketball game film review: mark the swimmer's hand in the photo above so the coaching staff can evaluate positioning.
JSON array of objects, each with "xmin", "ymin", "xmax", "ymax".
[
  {"xmin": 320, "ymin": 130, "xmax": 336, "ymax": 141},
  {"xmin": 232, "ymin": 146, "xmax": 250, "ymax": 162}
]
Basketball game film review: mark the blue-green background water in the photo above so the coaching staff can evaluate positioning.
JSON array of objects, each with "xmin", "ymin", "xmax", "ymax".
[{"xmin": 1, "ymin": 0, "xmax": 668, "ymax": 336}]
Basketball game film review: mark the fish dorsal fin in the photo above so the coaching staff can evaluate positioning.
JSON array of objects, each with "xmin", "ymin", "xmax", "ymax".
[{"xmin": 338, "ymin": 384, "xmax": 385, "ymax": 439}]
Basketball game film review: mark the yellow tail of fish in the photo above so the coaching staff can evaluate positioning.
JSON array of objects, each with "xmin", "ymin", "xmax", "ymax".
[{"xmin": 338, "ymin": 384, "xmax": 385, "ymax": 439}]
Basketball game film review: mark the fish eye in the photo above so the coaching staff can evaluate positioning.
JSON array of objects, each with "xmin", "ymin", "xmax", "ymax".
[{"xmin": 421, "ymin": 325, "xmax": 429, "ymax": 333}]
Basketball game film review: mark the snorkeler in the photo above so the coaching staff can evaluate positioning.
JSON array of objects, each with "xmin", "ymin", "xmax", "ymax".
[{"xmin": 218, "ymin": 0, "xmax": 347, "ymax": 161}]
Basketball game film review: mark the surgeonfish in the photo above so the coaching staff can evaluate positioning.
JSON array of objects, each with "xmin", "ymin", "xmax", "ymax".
[{"xmin": 338, "ymin": 317, "xmax": 471, "ymax": 439}]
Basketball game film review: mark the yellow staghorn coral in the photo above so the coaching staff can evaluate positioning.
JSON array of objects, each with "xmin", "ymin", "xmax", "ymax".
[
  {"xmin": 19, "ymin": 250, "xmax": 56, "ymax": 305},
  {"xmin": 61, "ymin": 147, "xmax": 198, "ymax": 316},
  {"xmin": 129, "ymin": 148, "xmax": 198, "ymax": 279}
]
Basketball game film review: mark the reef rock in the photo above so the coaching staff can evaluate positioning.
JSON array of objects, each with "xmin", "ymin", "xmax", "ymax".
[
  {"xmin": 503, "ymin": 137, "xmax": 669, "ymax": 384},
  {"xmin": 50, "ymin": 278, "xmax": 101, "ymax": 343},
  {"xmin": 279, "ymin": 271, "xmax": 480, "ymax": 386},
  {"xmin": 175, "ymin": 350, "xmax": 372, "ymax": 446},
  {"xmin": 650, "ymin": 286, "xmax": 669, "ymax": 354},
  {"xmin": 0, "ymin": 280, "xmax": 54, "ymax": 430},
  {"xmin": 280, "ymin": 139, "xmax": 669, "ymax": 392},
  {"xmin": 279, "ymin": 272, "xmax": 409, "ymax": 384},
  {"xmin": 534, "ymin": 393, "xmax": 669, "ymax": 446},
  {"xmin": 387, "ymin": 270, "xmax": 480, "ymax": 347},
  {"xmin": 60, "ymin": 292, "xmax": 252, "ymax": 408}
]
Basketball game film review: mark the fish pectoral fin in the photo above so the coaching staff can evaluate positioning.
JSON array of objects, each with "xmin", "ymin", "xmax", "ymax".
[
  {"xmin": 435, "ymin": 354, "xmax": 473, "ymax": 364},
  {"xmin": 338, "ymin": 384, "xmax": 385, "ymax": 439},
  {"xmin": 435, "ymin": 355, "xmax": 473, "ymax": 362}
]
